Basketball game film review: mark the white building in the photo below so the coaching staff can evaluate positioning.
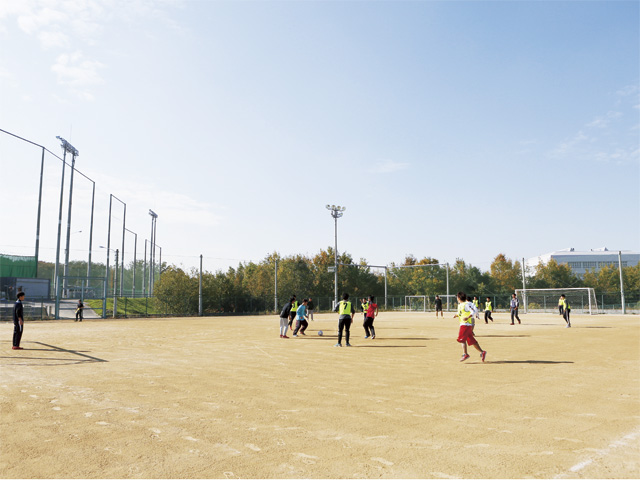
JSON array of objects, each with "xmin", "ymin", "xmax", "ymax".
[{"xmin": 526, "ymin": 248, "xmax": 639, "ymax": 277}]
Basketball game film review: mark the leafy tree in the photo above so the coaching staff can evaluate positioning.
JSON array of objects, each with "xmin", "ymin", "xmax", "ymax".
[
  {"xmin": 530, "ymin": 259, "xmax": 582, "ymax": 289},
  {"xmin": 154, "ymin": 266, "xmax": 198, "ymax": 314},
  {"xmin": 490, "ymin": 253, "xmax": 522, "ymax": 293}
]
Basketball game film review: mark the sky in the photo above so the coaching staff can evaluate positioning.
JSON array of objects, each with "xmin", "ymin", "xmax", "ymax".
[{"xmin": 1, "ymin": 0, "xmax": 639, "ymax": 275}]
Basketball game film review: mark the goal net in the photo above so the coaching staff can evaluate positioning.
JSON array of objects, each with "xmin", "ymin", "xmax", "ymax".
[
  {"xmin": 515, "ymin": 288, "xmax": 599, "ymax": 315},
  {"xmin": 405, "ymin": 295, "xmax": 427, "ymax": 312}
]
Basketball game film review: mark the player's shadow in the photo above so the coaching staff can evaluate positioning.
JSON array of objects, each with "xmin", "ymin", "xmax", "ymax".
[
  {"xmin": 480, "ymin": 334, "xmax": 531, "ymax": 338},
  {"xmin": 355, "ymin": 345, "xmax": 428, "ymax": 348},
  {"xmin": 489, "ymin": 360, "xmax": 573, "ymax": 364},
  {"xmin": 1, "ymin": 341, "xmax": 107, "ymax": 366}
]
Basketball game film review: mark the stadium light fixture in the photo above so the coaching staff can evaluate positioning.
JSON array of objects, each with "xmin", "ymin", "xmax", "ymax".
[{"xmin": 326, "ymin": 204, "xmax": 346, "ymax": 306}]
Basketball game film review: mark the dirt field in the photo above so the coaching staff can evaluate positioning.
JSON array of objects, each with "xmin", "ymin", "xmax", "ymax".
[{"xmin": 1, "ymin": 312, "xmax": 639, "ymax": 479}]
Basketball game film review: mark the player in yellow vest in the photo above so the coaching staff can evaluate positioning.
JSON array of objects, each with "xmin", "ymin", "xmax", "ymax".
[
  {"xmin": 558, "ymin": 296, "xmax": 564, "ymax": 316},
  {"xmin": 288, "ymin": 296, "xmax": 298, "ymax": 331},
  {"xmin": 333, "ymin": 293, "xmax": 354, "ymax": 347},
  {"xmin": 560, "ymin": 294, "xmax": 571, "ymax": 328},
  {"xmin": 454, "ymin": 291, "xmax": 486, "ymax": 362},
  {"xmin": 484, "ymin": 297, "xmax": 494, "ymax": 323},
  {"xmin": 360, "ymin": 298, "xmax": 369, "ymax": 322}
]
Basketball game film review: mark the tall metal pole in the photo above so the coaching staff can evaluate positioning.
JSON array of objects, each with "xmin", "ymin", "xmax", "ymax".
[
  {"xmin": 158, "ymin": 245, "xmax": 161, "ymax": 281},
  {"xmin": 113, "ymin": 249, "xmax": 118, "ymax": 318},
  {"xmin": 618, "ymin": 251, "xmax": 626, "ymax": 314},
  {"xmin": 143, "ymin": 239, "xmax": 147, "ymax": 296},
  {"xmin": 120, "ymin": 204, "xmax": 126, "ymax": 297},
  {"xmin": 87, "ymin": 181, "xmax": 95, "ymax": 281},
  {"xmin": 149, "ymin": 219, "xmax": 154, "ymax": 294},
  {"xmin": 274, "ymin": 258, "xmax": 278, "ymax": 312},
  {"xmin": 54, "ymin": 148, "xmax": 67, "ymax": 302},
  {"xmin": 334, "ymin": 215, "xmax": 338, "ymax": 306},
  {"xmin": 521, "ymin": 257, "xmax": 527, "ymax": 314},
  {"xmin": 446, "ymin": 263, "xmax": 450, "ymax": 312},
  {"xmin": 62, "ymin": 151, "xmax": 77, "ymax": 298},
  {"xmin": 35, "ymin": 147, "xmax": 45, "ymax": 278},
  {"xmin": 384, "ymin": 266, "xmax": 388, "ymax": 309},
  {"xmin": 132, "ymin": 232, "xmax": 137, "ymax": 297},
  {"xmin": 102, "ymin": 195, "xmax": 113, "ymax": 319},
  {"xmin": 199, "ymin": 254, "xmax": 203, "ymax": 316}
]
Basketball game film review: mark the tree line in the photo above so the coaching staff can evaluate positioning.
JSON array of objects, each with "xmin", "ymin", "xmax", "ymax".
[{"xmin": 35, "ymin": 249, "xmax": 639, "ymax": 315}]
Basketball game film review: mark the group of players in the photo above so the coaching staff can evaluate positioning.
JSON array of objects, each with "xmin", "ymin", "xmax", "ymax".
[
  {"xmin": 277, "ymin": 291, "xmax": 574, "ymax": 362},
  {"xmin": 277, "ymin": 293, "xmax": 378, "ymax": 347}
]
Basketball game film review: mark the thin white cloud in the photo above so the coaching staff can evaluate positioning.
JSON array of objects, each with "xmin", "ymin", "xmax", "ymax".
[
  {"xmin": 587, "ymin": 111, "xmax": 622, "ymax": 129},
  {"xmin": 372, "ymin": 160, "xmax": 410, "ymax": 174},
  {"xmin": 51, "ymin": 51, "xmax": 105, "ymax": 88},
  {"xmin": 37, "ymin": 29, "xmax": 70, "ymax": 49}
]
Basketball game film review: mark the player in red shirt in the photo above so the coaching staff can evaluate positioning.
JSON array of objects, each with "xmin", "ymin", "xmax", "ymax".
[{"xmin": 364, "ymin": 295, "xmax": 378, "ymax": 339}]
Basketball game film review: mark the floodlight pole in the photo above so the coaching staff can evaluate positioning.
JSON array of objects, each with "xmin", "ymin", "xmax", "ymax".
[
  {"xmin": 618, "ymin": 251, "xmax": 626, "ymax": 314},
  {"xmin": 326, "ymin": 205, "xmax": 346, "ymax": 307},
  {"xmin": 446, "ymin": 263, "xmax": 450, "ymax": 312},
  {"xmin": 61, "ymin": 138, "xmax": 79, "ymax": 299},
  {"xmin": 53, "ymin": 147, "xmax": 67, "ymax": 303},
  {"xmin": 143, "ymin": 239, "xmax": 147, "ymax": 296}
]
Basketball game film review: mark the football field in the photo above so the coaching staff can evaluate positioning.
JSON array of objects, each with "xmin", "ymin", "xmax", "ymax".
[{"xmin": 1, "ymin": 312, "xmax": 638, "ymax": 479}]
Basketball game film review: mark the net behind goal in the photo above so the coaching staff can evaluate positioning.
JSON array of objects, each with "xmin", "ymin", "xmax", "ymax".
[
  {"xmin": 405, "ymin": 296, "xmax": 427, "ymax": 312},
  {"xmin": 516, "ymin": 288, "xmax": 598, "ymax": 315}
]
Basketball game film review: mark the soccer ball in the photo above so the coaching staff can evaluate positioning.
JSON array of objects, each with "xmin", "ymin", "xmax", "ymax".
[{"xmin": 318, "ymin": 330, "xmax": 323, "ymax": 336}]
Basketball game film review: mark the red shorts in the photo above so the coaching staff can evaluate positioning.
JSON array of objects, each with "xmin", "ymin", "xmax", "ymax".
[{"xmin": 457, "ymin": 325, "xmax": 477, "ymax": 346}]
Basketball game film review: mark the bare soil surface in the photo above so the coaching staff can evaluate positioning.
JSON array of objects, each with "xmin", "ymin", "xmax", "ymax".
[{"xmin": 1, "ymin": 312, "xmax": 638, "ymax": 479}]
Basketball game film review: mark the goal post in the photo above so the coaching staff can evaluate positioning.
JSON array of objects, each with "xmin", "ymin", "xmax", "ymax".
[
  {"xmin": 516, "ymin": 287, "xmax": 599, "ymax": 315},
  {"xmin": 405, "ymin": 295, "xmax": 427, "ymax": 312}
]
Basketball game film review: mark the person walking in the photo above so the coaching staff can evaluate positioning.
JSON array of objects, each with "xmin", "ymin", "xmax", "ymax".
[
  {"xmin": 484, "ymin": 297, "xmax": 494, "ymax": 323},
  {"xmin": 558, "ymin": 296, "xmax": 564, "ymax": 316},
  {"xmin": 279, "ymin": 297, "xmax": 294, "ymax": 338},
  {"xmin": 510, "ymin": 293, "xmax": 521, "ymax": 325},
  {"xmin": 12, "ymin": 292, "xmax": 25, "ymax": 350},
  {"xmin": 292, "ymin": 299, "xmax": 309, "ymax": 336},
  {"xmin": 560, "ymin": 294, "xmax": 571, "ymax": 328},
  {"xmin": 333, "ymin": 293, "xmax": 354, "ymax": 347},
  {"xmin": 363, "ymin": 295, "xmax": 378, "ymax": 339},
  {"xmin": 75, "ymin": 299, "xmax": 84, "ymax": 322},
  {"xmin": 435, "ymin": 295, "xmax": 444, "ymax": 318},
  {"xmin": 454, "ymin": 292, "xmax": 486, "ymax": 362}
]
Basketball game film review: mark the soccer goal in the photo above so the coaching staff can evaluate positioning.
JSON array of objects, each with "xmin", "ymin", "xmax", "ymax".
[
  {"xmin": 515, "ymin": 288, "xmax": 599, "ymax": 315},
  {"xmin": 405, "ymin": 295, "xmax": 427, "ymax": 312}
]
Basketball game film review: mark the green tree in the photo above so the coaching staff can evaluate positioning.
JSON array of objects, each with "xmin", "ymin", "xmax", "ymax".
[
  {"xmin": 154, "ymin": 266, "xmax": 198, "ymax": 314},
  {"xmin": 530, "ymin": 259, "xmax": 582, "ymax": 289},
  {"xmin": 490, "ymin": 253, "xmax": 522, "ymax": 293}
]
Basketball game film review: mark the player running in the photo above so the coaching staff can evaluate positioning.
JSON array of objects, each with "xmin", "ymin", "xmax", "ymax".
[
  {"xmin": 454, "ymin": 292, "xmax": 486, "ymax": 362},
  {"xmin": 292, "ymin": 299, "xmax": 309, "ymax": 337},
  {"xmin": 560, "ymin": 294, "xmax": 571, "ymax": 328}
]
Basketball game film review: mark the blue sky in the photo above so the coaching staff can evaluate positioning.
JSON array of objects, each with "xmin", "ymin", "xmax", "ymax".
[{"xmin": 1, "ymin": 0, "xmax": 638, "ymax": 274}]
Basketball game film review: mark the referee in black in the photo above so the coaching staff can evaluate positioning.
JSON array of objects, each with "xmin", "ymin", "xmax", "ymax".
[{"xmin": 12, "ymin": 291, "xmax": 25, "ymax": 350}]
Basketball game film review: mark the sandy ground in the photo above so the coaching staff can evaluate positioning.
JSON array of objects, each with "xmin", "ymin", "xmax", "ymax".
[{"xmin": 0, "ymin": 312, "xmax": 638, "ymax": 479}]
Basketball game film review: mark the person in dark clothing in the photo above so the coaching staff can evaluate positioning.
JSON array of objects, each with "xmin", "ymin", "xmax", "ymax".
[
  {"xmin": 333, "ymin": 293, "xmax": 354, "ymax": 347},
  {"xmin": 435, "ymin": 295, "xmax": 443, "ymax": 317},
  {"xmin": 12, "ymin": 292, "xmax": 25, "ymax": 350},
  {"xmin": 75, "ymin": 299, "xmax": 84, "ymax": 322},
  {"xmin": 279, "ymin": 297, "xmax": 294, "ymax": 338},
  {"xmin": 288, "ymin": 295, "xmax": 298, "ymax": 331}
]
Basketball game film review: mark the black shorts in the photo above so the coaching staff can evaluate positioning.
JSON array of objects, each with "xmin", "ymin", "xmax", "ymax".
[{"xmin": 435, "ymin": 306, "xmax": 443, "ymax": 311}]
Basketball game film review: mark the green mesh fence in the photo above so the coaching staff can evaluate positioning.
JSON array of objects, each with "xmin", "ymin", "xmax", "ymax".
[{"xmin": 0, "ymin": 254, "xmax": 37, "ymax": 278}]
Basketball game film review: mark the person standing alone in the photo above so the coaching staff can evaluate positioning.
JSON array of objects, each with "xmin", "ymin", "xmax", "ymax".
[
  {"xmin": 75, "ymin": 299, "xmax": 84, "ymax": 322},
  {"xmin": 435, "ymin": 295, "xmax": 443, "ymax": 318},
  {"xmin": 12, "ymin": 292, "xmax": 25, "ymax": 350},
  {"xmin": 333, "ymin": 293, "xmax": 354, "ymax": 347},
  {"xmin": 510, "ymin": 293, "xmax": 521, "ymax": 325}
]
